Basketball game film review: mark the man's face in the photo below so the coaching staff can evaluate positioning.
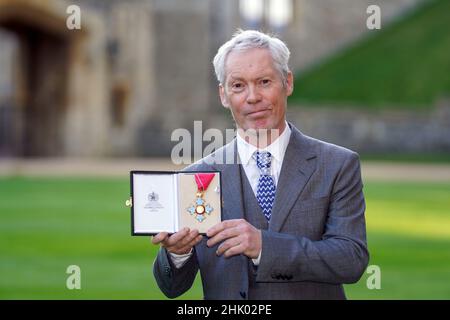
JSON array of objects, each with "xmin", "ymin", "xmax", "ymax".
[{"xmin": 219, "ymin": 48, "xmax": 293, "ymax": 134}]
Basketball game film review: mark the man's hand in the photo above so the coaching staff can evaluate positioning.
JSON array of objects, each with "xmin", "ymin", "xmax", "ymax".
[
  {"xmin": 151, "ymin": 228, "xmax": 203, "ymax": 255},
  {"xmin": 206, "ymin": 219, "xmax": 262, "ymax": 259}
]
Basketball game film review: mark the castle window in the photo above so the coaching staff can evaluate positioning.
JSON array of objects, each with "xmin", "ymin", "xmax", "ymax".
[
  {"xmin": 111, "ymin": 82, "xmax": 129, "ymax": 127},
  {"xmin": 239, "ymin": 0, "xmax": 293, "ymax": 30}
]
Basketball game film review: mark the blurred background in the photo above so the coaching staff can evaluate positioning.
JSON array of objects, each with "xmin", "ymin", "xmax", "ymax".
[{"xmin": 0, "ymin": 0, "xmax": 449, "ymax": 299}]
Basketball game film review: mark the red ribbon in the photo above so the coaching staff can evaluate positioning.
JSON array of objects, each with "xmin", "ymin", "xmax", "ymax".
[{"xmin": 194, "ymin": 173, "xmax": 215, "ymax": 191}]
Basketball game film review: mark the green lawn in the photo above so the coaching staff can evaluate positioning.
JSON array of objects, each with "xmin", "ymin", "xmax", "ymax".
[
  {"xmin": 289, "ymin": 0, "xmax": 450, "ymax": 108},
  {"xmin": 0, "ymin": 177, "xmax": 449, "ymax": 299}
]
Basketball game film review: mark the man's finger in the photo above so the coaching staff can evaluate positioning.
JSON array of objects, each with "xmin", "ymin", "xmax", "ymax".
[
  {"xmin": 223, "ymin": 243, "xmax": 246, "ymax": 258},
  {"xmin": 216, "ymin": 236, "xmax": 241, "ymax": 256},
  {"xmin": 207, "ymin": 226, "xmax": 240, "ymax": 247},
  {"xmin": 207, "ymin": 219, "xmax": 240, "ymax": 238},
  {"xmin": 177, "ymin": 235, "xmax": 203, "ymax": 253},
  {"xmin": 151, "ymin": 232, "xmax": 169, "ymax": 244},
  {"xmin": 190, "ymin": 234, "xmax": 203, "ymax": 247},
  {"xmin": 169, "ymin": 229, "xmax": 199, "ymax": 249},
  {"xmin": 163, "ymin": 228, "xmax": 190, "ymax": 247}
]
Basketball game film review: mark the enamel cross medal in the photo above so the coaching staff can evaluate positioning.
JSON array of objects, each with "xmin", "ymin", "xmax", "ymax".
[{"xmin": 187, "ymin": 173, "xmax": 215, "ymax": 222}]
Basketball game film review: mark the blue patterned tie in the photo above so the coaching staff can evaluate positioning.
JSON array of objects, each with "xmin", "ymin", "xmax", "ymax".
[{"xmin": 253, "ymin": 151, "xmax": 276, "ymax": 221}]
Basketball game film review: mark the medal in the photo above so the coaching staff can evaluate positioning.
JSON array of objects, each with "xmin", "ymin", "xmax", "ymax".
[{"xmin": 187, "ymin": 173, "xmax": 215, "ymax": 222}]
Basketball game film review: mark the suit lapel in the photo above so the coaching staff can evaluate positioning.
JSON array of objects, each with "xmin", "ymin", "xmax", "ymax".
[
  {"xmin": 269, "ymin": 126, "xmax": 317, "ymax": 232},
  {"xmin": 210, "ymin": 139, "xmax": 248, "ymax": 286},
  {"xmin": 211, "ymin": 139, "xmax": 245, "ymax": 221}
]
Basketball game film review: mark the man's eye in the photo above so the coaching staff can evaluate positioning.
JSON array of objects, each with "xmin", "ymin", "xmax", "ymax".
[
  {"xmin": 232, "ymin": 83, "xmax": 244, "ymax": 90},
  {"xmin": 261, "ymin": 79, "xmax": 271, "ymax": 85}
]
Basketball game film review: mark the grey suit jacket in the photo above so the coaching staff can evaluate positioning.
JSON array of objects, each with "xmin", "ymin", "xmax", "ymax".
[{"xmin": 153, "ymin": 123, "xmax": 369, "ymax": 300}]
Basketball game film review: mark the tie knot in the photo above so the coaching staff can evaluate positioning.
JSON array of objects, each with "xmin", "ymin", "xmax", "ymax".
[{"xmin": 253, "ymin": 151, "xmax": 272, "ymax": 175}]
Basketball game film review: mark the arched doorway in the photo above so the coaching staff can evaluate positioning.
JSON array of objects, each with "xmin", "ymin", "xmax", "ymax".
[{"xmin": 0, "ymin": 1, "xmax": 79, "ymax": 156}]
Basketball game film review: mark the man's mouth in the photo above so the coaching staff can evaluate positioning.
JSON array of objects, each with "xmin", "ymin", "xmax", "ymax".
[{"xmin": 247, "ymin": 108, "xmax": 271, "ymax": 117}]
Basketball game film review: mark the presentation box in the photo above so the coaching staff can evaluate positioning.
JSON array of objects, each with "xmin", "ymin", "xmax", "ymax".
[{"xmin": 127, "ymin": 171, "xmax": 222, "ymax": 235}]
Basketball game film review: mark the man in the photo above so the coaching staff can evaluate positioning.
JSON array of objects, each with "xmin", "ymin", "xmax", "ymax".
[{"xmin": 152, "ymin": 30, "xmax": 369, "ymax": 300}]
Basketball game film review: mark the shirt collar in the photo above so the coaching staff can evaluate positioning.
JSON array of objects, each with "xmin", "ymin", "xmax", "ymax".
[{"xmin": 237, "ymin": 121, "xmax": 291, "ymax": 165}]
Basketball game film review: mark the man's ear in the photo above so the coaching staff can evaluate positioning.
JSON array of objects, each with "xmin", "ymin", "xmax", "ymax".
[
  {"xmin": 219, "ymin": 84, "xmax": 230, "ymax": 108},
  {"xmin": 286, "ymin": 71, "xmax": 294, "ymax": 97}
]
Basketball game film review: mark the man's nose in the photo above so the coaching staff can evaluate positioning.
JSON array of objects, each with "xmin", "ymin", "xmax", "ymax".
[{"xmin": 246, "ymin": 85, "xmax": 261, "ymax": 104}]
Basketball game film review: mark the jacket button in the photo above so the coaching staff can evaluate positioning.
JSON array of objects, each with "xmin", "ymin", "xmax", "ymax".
[
  {"xmin": 239, "ymin": 291, "xmax": 246, "ymax": 299},
  {"xmin": 164, "ymin": 266, "xmax": 171, "ymax": 275}
]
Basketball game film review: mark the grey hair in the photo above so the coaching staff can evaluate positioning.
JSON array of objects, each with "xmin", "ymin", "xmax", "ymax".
[{"xmin": 213, "ymin": 29, "xmax": 291, "ymax": 87}]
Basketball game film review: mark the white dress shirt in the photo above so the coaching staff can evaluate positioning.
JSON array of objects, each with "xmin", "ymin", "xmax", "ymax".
[
  {"xmin": 236, "ymin": 122, "xmax": 291, "ymax": 196},
  {"xmin": 169, "ymin": 122, "xmax": 291, "ymax": 268}
]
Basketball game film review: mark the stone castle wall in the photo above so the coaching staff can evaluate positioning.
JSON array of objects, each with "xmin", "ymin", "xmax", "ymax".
[{"xmin": 0, "ymin": 0, "xmax": 442, "ymax": 157}]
